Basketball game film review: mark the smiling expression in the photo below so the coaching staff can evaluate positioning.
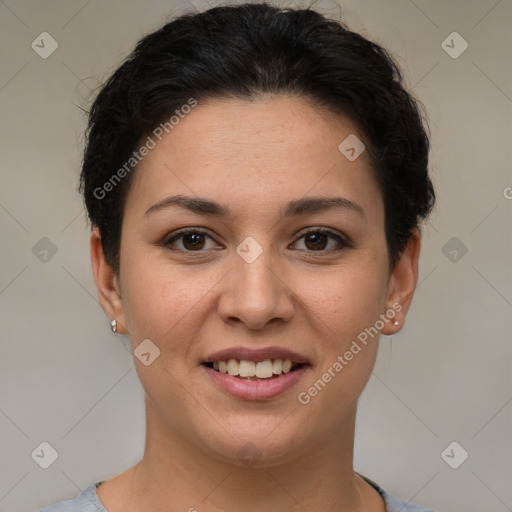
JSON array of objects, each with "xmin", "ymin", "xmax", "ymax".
[{"xmin": 94, "ymin": 94, "xmax": 415, "ymax": 465}]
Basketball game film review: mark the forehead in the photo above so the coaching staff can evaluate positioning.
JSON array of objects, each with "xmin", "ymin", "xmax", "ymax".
[{"xmin": 125, "ymin": 95, "xmax": 383, "ymax": 222}]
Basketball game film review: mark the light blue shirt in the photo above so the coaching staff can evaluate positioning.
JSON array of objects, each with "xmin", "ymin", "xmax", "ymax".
[{"xmin": 37, "ymin": 474, "xmax": 434, "ymax": 511}]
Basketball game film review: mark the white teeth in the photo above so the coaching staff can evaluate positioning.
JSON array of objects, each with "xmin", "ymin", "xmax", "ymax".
[
  {"xmin": 272, "ymin": 359, "xmax": 283, "ymax": 374},
  {"xmin": 255, "ymin": 360, "xmax": 274, "ymax": 378},
  {"xmin": 239, "ymin": 360, "xmax": 256, "ymax": 377},
  {"xmin": 227, "ymin": 358, "xmax": 239, "ymax": 376},
  {"xmin": 211, "ymin": 358, "xmax": 298, "ymax": 378},
  {"xmin": 282, "ymin": 359, "xmax": 293, "ymax": 373}
]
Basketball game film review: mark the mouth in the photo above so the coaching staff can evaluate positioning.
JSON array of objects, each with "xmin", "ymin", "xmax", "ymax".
[
  {"xmin": 202, "ymin": 358, "xmax": 308, "ymax": 381},
  {"xmin": 201, "ymin": 347, "xmax": 311, "ymax": 400}
]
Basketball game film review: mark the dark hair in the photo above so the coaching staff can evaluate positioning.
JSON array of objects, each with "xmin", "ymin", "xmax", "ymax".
[{"xmin": 80, "ymin": 2, "xmax": 435, "ymax": 274}]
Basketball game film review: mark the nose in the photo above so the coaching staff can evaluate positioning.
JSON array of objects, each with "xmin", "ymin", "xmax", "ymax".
[{"xmin": 217, "ymin": 247, "xmax": 295, "ymax": 330}]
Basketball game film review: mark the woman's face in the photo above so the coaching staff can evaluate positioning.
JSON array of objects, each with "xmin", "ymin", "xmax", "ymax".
[{"xmin": 95, "ymin": 95, "xmax": 418, "ymax": 465}]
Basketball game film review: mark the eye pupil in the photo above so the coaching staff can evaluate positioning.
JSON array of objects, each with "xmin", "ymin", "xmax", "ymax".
[
  {"xmin": 305, "ymin": 232, "xmax": 327, "ymax": 250},
  {"xmin": 183, "ymin": 233, "xmax": 205, "ymax": 250},
  {"xmin": 169, "ymin": 229, "xmax": 344, "ymax": 253}
]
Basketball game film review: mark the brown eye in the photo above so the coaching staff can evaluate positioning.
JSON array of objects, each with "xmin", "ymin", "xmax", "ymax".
[
  {"xmin": 304, "ymin": 232, "xmax": 329, "ymax": 251},
  {"xmin": 293, "ymin": 229, "xmax": 349, "ymax": 252},
  {"xmin": 181, "ymin": 233, "xmax": 205, "ymax": 250},
  {"xmin": 166, "ymin": 229, "xmax": 217, "ymax": 251}
]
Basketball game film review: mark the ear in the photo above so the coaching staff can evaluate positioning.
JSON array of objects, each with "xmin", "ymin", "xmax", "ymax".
[
  {"xmin": 381, "ymin": 228, "xmax": 421, "ymax": 335},
  {"xmin": 90, "ymin": 227, "xmax": 127, "ymax": 334}
]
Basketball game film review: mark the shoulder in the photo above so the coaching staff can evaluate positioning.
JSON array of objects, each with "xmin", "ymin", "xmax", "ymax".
[
  {"xmin": 37, "ymin": 483, "xmax": 106, "ymax": 512},
  {"xmin": 358, "ymin": 473, "xmax": 435, "ymax": 512},
  {"xmin": 38, "ymin": 476, "xmax": 435, "ymax": 512}
]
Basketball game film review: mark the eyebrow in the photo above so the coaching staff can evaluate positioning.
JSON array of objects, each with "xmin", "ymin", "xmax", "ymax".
[{"xmin": 144, "ymin": 194, "xmax": 365, "ymax": 219}]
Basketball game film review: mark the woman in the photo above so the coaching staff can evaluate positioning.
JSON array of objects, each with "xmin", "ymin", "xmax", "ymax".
[{"xmin": 39, "ymin": 3, "xmax": 435, "ymax": 511}]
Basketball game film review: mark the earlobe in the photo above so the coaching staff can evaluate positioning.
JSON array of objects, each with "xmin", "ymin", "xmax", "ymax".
[
  {"xmin": 90, "ymin": 227, "xmax": 127, "ymax": 334},
  {"xmin": 381, "ymin": 228, "xmax": 421, "ymax": 335}
]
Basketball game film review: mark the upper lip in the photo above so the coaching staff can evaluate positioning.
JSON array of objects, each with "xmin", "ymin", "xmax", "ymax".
[{"xmin": 204, "ymin": 346, "xmax": 310, "ymax": 364}]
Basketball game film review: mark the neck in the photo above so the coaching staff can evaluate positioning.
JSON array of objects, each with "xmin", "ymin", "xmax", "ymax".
[{"xmin": 117, "ymin": 400, "xmax": 375, "ymax": 512}]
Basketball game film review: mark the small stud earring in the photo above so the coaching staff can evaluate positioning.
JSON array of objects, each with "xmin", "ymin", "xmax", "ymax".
[
  {"xmin": 110, "ymin": 319, "xmax": 117, "ymax": 333},
  {"xmin": 392, "ymin": 319, "xmax": 399, "ymax": 326}
]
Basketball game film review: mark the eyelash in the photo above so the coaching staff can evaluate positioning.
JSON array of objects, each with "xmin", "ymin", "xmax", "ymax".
[{"xmin": 164, "ymin": 227, "xmax": 351, "ymax": 254}]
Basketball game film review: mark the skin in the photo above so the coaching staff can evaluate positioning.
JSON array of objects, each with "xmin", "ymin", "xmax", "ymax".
[{"xmin": 90, "ymin": 94, "xmax": 421, "ymax": 512}]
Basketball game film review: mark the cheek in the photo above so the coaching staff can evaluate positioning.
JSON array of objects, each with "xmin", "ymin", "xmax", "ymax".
[
  {"xmin": 119, "ymin": 243, "xmax": 203, "ymax": 340},
  {"xmin": 306, "ymin": 261, "xmax": 388, "ymax": 336},
  {"xmin": 119, "ymin": 261, "xmax": 213, "ymax": 414},
  {"xmin": 294, "ymin": 262, "xmax": 387, "ymax": 399},
  {"xmin": 124, "ymin": 272, "xmax": 204, "ymax": 341}
]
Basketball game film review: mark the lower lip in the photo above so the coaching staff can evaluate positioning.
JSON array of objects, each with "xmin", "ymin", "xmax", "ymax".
[{"xmin": 202, "ymin": 365, "xmax": 309, "ymax": 400}]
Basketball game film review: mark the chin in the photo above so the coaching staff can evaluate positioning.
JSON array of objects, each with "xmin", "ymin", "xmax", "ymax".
[{"xmin": 194, "ymin": 416, "xmax": 312, "ymax": 468}]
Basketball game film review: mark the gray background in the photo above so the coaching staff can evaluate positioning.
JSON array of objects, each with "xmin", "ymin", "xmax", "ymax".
[{"xmin": 1, "ymin": 0, "xmax": 511, "ymax": 511}]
